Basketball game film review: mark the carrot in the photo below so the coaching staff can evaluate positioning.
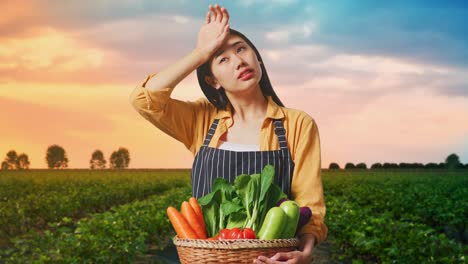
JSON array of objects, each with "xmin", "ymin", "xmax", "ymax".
[
  {"xmin": 189, "ymin": 197, "xmax": 203, "ymax": 218},
  {"xmin": 166, "ymin": 206, "xmax": 198, "ymax": 239},
  {"xmin": 189, "ymin": 197, "xmax": 207, "ymax": 235},
  {"xmin": 207, "ymin": 235, "xmax": 219, "ymax": 240},
  {"xmin": 181, "ymin": 201, "xmax": 207, "ymax": 239}
]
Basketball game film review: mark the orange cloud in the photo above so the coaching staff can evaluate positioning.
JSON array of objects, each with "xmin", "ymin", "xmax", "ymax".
[
  {"xmin": 0, "ymin": 27, "xmax": 108, "ymax": 74},
  {"xmin": 0, "ymin": 2, "xmax": 41, "ymax": 37},
  {"xmin": 0, "ymin": 79, "xmax": 202, "ymax": 168}
]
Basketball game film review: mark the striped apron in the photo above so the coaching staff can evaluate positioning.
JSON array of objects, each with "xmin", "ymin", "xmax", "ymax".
[{"xmin": 191, "ymin": 119, "xmax": 295, "ymax": 199}]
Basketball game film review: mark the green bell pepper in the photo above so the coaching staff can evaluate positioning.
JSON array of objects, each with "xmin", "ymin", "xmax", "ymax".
[
  {"xmin": 280, "ymin": 200, "xmax": 300, "ymax": 238},
  {"xmin": 257, "ymin": 207, "xmax": 287, "ymax": 240}
]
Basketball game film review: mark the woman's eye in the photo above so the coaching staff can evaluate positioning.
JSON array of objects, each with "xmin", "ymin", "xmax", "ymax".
[{"xmin": 219, "ymin": 47, "xmax": 245, "ymax": 63}]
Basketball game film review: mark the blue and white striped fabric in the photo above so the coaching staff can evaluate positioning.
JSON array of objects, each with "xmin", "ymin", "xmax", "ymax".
[{"xmin": 191, "ymin": 119, "xmax": 295, "ymax": 199}]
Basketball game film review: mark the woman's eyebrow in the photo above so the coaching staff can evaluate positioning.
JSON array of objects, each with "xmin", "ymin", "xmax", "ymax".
[{"xmin": 215, "ymin": 41, "xmax": 244, "ymax": 59}]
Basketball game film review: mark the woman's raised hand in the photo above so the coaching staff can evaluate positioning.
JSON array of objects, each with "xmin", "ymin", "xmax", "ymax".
[{"xmin": 196, "ymin": 4, "xmax": 230, "ymax": 61}]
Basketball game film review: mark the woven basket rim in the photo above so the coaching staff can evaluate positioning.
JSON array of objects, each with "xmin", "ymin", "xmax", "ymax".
[{"xmin": 173, "ymin": 236, "xmax": 300, "ymax": 249}]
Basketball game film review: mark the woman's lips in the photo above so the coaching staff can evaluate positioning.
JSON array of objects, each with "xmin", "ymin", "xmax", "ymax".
[{"xmin": 239, "ymin": 70, "xmax": 254, "ymax": 81}]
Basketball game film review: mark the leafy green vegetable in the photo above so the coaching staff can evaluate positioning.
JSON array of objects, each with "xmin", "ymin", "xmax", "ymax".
[
  {"xmin": 198, "ymin": 165, "xmax": 287, "ymax": 237},
  {"xmin": 226, "ymin": 211, "xmax": 247, "ymax": 229},
  {"xmin": 221, "ymin": 201, "xmax": 243, "ymax": 216},
  {"xmin": 198, "ymin": 190, "xmax": 220, "ymax": 237}
]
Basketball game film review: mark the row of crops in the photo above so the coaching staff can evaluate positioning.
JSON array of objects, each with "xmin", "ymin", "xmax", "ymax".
[
  {"xmin": 0, "ymin": 170, "xmax": 189, "ymax": 244},
  {"xmin": 1, "ymin": 186, "xmax": 191, "ymax": 263},
  {"xmin": 0, "ymin": 169, "xmax": 466, "ymax": 263},
  {"xmin": 324, "ymin": 170, "xmax": 467, "ymax": 263},
  {"xmin": 0, "ymin": 169, "xmax": 192, "ymax": 263}
]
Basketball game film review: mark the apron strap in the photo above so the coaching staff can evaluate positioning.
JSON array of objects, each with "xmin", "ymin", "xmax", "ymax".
[
  {"xmin": 202, "ymin": 119, "xmax": 220, "ymax": 147},
  {"xmin": 273, "ymin": 119, "xmax": 288, "ymax": 150}
]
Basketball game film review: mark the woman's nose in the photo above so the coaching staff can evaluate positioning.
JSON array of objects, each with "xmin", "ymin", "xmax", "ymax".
[{"xmin": 234, "ymin": 55, "xmax": 247, "ymax": 69}]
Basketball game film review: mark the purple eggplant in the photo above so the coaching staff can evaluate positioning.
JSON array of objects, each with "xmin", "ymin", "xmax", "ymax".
[{"xmin": 296, "ymin": 206, "xmax": 312, "ymax": 234}]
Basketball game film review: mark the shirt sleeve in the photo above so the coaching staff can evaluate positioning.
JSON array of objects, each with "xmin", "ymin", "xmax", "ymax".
[
  {"xmin": 291, "ymin": 117, "xmax": 328, "ymax": 245},
  {"xmin": 129, "ymin": 73, "xmax": 209, "ymax": 153}
]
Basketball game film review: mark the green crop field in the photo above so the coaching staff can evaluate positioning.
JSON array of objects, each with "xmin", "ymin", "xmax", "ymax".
[
  {"xmin": 323, "ymin": 170, "xmax": 467, "ymax": 263},
  {"xmin": 0, "ymin": 169, "xmax": 466, "ymax": 263}
]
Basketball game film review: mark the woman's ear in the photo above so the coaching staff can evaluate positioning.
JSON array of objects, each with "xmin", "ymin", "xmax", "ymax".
[{"xmin": 204, "ymin": 75, "xmax": 222, "ymax": 90}]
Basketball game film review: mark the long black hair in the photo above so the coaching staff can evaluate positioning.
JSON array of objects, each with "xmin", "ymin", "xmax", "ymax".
[{"xmin": 196, "ymin": 28, "xmax": 284, "ymax": 110}]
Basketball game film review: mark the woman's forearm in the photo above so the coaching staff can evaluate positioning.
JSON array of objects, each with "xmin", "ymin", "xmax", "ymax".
[
  {"xmin": 299, "ymin": 233, "xmax": 316, "ymax": 256},
  {"xmin": 145, "ymin": 48, "xmax": 210, "ymax": 91}
]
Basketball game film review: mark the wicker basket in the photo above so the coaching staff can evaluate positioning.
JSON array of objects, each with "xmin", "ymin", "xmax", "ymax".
[{"xmin": 173, "ymin": 236, "xmax": 300, "ymax": 264}]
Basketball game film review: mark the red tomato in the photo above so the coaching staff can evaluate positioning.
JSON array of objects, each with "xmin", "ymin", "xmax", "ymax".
[
  {"xmin": 219, "ymin": 228, "xmax": 231, "ymax": 240},
  {"xmin": 218, "ymin": 228, "xmax": 257, "ymax": 239},
  {"xmin": 228, "ymin": 228, "xmax": 243, "ymax": 239},
  {"xmin": 243, "ymin": 228, "xmax": 256, "ymax": 239}
]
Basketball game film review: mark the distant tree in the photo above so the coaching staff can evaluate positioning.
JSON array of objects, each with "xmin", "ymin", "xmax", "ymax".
[
  {"xmin": 109, "ymin": 147, "xmax": 130, "ymax": 169},
  {"xmin": 383, "ymin": 163, "xmax": 398, "ymax": 169},
  {"xmin": 1, "ymin": 161, "xmax": 8, "ymax": 170},
  {"xmin": 46, "ymin": 145, "xmax": 69, "ymax": 169},
  {"xmin": 2, "ymin": 151, "xmax": 31, "ymax": 170},
  {"xmin": 90, "ymin": 150, "xmax": 107, "ymax": 169},
  {"xmin": 3, "ymin": 150, "xmax": 19, "ymax": 170},
  {"xmin": 371, "ymin": 163, "xmax": 382, "ymax": 169},
  {"xmin": 344, "ymin": 163, "xmax": 355, "ymax": 170},
  {"xmin": 399, "ymin": 162, "xmax": 423, "ymax": 169},
  {"xmin": 445, "ymin": 153, "xmax": 462, "ymax": 169},
  {"xmin": 328, "ymin": 163, "xmax": 340, "ymax": 170},
  {"xmin": 356, "ymin": 163, "xmax": 367, "ymax": 169},
  {"xmin": 17, "ymin": 154, "xmax": 30, "ymax": 170},
  {"xmin": 438, "ymin": 162, "xmax": 445, "ymax": 169},
  {"xmin": 399, "ymin": 162, "xmax": 410, "ymax": 169},
  {"xmin": 425, "ymin": 162, "xmax": 439, "ymax": 169}
]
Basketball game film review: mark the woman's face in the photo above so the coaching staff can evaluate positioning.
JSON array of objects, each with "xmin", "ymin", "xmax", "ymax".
[{"xmin": 207, "ymin": 34, "xmax": 263, "ymax": 95}]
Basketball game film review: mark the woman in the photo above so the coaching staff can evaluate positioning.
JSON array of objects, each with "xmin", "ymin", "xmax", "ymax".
[{"xmin": 130, "ymin": 4, "xmax": 327, "ymax": 263}]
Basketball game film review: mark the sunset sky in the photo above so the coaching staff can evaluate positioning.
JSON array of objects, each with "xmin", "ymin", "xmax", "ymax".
[{"xmin": 1, "ymin": 0, "xmax": 468, "ymax": 169}]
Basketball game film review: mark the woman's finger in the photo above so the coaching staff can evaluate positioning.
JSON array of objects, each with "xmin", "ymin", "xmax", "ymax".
[
  {"xmin": 210, "ymin": 4, "xmax": 218, "ymax": 21},
  {"xmin": 216, "ymin": 5, "xmax": 223, "ymax": 22},
  {"xmin": 223, "ymin": 24, "xmax": 230, "ymax": 36},
  {"xmin": 270, "ymin": 251, "xmax": 295, "ymax": 261},
  {"xmin": 205, "ymin": 11, "xmax": 211, "ymax": 24},
  {"xmin": 217, "ymin": 24, "xmax": 229, "ymax": 40},
  {"xmin": 220, "ymin": 7, "xmax": 230, "ymax": 25},
  {"xmin": 255, "ymin": 256, "xmax": 278, "ymax": 264}
]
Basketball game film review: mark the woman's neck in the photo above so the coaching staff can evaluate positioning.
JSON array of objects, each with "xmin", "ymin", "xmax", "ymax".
[{"xmin": 227, "ymin": 86, "xmax": 268, "ymax": 123}]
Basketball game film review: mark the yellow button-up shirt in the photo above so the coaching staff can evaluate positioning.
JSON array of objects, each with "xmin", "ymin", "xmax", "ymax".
[{"xmin": 129, "ymin": 73, "xmax": 328, "ymax": 244}]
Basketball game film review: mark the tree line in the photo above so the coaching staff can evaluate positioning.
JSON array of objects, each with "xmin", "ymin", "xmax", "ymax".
[
  {"xmin": 1, "ymin": 145, "xmax": 130, "ymax": 170},
  {"xmin": 2, "ymin": 146, "xmax": 466, "ymax": 171},
  {"xmin": 328, "ymin": 153, "xmax": 468, "ymax": 170}
]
